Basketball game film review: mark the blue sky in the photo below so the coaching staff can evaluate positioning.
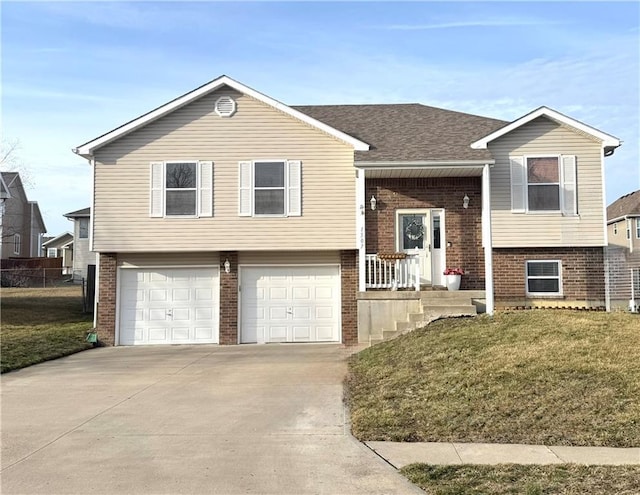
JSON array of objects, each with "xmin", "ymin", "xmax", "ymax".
[{"xmin": 2, "ymin": 1, "xmax": 639, "ymax": 235}]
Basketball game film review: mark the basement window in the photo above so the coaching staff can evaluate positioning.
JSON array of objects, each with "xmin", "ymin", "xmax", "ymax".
[{"xmin": 526, "ymin": 260, "xmax": 562, "ymax": 297}]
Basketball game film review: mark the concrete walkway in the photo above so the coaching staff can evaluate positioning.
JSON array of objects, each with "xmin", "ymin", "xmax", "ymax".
[{"xmin": 366, "ymin": 441, "xmax": 640, "ymax": 468}]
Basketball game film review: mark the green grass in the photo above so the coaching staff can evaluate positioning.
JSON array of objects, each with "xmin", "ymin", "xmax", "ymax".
[
  {"xmin": 346, "ymin": 311, "xmax": 640, "ymax": 447},
  {"xmin": 400, "ymin": 464, "xmax": 640, "ymax": 495},
  {"xmin": 1, "ymin": 286, "xmax": 94, "ymax": 373}
]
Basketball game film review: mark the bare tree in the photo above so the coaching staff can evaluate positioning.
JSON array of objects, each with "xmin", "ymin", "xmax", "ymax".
[{"xmin": 1, "ymin": 138, "xmax": 34, "ymax": 188}]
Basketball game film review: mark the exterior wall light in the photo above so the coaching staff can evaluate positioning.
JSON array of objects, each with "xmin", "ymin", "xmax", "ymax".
[
  {"xmin": 370, "ymin": 195, "xmax": 377, "ymax": 211},
  {"xmin": 463, "ymin": 194, "xmax": 470, "ymax": 209},
  {"xmin": 223, "ymin": 258, "xmax": 231, "ymax": 273}
]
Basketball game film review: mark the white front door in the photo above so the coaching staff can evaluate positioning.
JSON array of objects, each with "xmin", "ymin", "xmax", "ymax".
[
  {"xmin": 397, "ymin": 211, "xmax": 431, "ymax": 285},
  {"xmin": 240, "ymin": 266, "xmax": 341, "ymax": 344},
  {"xmin": 396, "ymin": 209, "xmax": 446, "ymax": 286},
  {"xmin": 119, "ymin": 268, "xmax": 219, "ymax": 345}
]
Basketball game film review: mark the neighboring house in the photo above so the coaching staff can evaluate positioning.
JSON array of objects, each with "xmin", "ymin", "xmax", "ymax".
[
  {"xmin": 42, "ymin": 232, "xmax": 74, "ymax": 275},
  {"xmin": 73, "ymin": 75, "xmax": 620, "ymax": 347},
  {"xmin": 0, "ymin": 172, "xmax": 47, "ymax": 259},
  {"xmin": 606, "ymin": 190, "xmax": 640, "ymax": 311},
  {"xmin": 63, "ymin": 207, "xmax": 97, "ymax": 280}
]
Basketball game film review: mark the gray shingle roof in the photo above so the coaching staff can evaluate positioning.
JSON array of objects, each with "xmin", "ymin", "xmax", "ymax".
[
  {"xmin": 63, "ymin": 207, "xmax": 90, "ymax": 218},
  {"xmin": 607, "ymin": 190, "xmax": 640, "ymax": 221},
  {"xmin": 293, "ymin": 104, "xmax": 507, "ymax": 162}
]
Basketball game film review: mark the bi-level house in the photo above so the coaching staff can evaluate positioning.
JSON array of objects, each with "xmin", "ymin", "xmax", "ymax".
[
  {"xmin": 73, "ymin": 76, "xmax": 620, "ymax": 346},
  {"xmin": 0, "ymin": 172, "xmax": 47, "ymax": 259}
]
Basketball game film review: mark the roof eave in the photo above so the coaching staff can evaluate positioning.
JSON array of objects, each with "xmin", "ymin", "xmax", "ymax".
[
  {"xmin": 470, "ymin": 106, "xmax": 621, "ymax": 150},
  {"xmin": 73, "ymin": 75, "xmax": 370, "ymax": 157},
  {"xmin": 356, "ymin": 159, "xmax": 494, "ymax": 168}
]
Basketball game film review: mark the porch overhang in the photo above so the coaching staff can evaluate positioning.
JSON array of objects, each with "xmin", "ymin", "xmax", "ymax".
[{"xmin": 356, "ymin": 160, "xmax": 493, "ymax": 179}]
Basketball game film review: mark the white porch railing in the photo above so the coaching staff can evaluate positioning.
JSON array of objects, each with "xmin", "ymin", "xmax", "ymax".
[{"xmin": 365, "ymin": 253, "xmax": 420, "ymax": 290}]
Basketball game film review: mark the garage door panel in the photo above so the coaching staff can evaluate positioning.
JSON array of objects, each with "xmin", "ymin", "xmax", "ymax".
[
  {"xmin": 316, "ymin": 306, "xmax": 334, "ymax": 319},
  {"xmin": 149, "ymin": 309, "xmax": 168, "ymax": 321},
  {"xmin": 269, "ymin": 306, "xmax": 288, "ymax": 319},
  {"xmin": 119, "ymin": 267, "xmax": 219, "ymax": 345},
  {"xmin": 241, "ymin": 266, "xmax": 340, "ymax": 344},
  {"xmin": 293, "ymin": 326, "xmax": 311, "ymax": 341},
  {"xmin": 172, "ymin": 327, "xmax": 190, "ymax": 341},
  {"xmin": 316, "ymin": 326, "xmax": 334, "ymax": 341}
]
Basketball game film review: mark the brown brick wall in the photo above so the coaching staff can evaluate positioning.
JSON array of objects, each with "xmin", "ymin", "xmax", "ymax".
[
  {"xmin": 493, "ymin": 247, "xmax": 605, "ymax": 308},
  {"xmin": 341, "ymin": 249, "xmax": 358, "ymax": 345},
  {"xmin": 97, "ymin": 253, "xmax": 117, "ymax": 346},
  {"xmin": 219, "ymin": 251, "xmax": 238, "ymax": 345},
  {"xmin": 366, "ymin": 177, "xmax": 484, "ymax": 289}
]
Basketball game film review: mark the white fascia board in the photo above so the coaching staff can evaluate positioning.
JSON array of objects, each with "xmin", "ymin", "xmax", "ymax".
[
  {"xmin": 42, "ymin": 232, "xmax": 74, "ymax": 246},
  {"xmin": 608, "ymin": 214, "xmax": 640, "ymax": 224},
  {"xmin": 74, "ymin": 75, "xmax": 369, "ymax": 158},
  {"xmin": 356, "ymin": 160, "xmax": 494, "ymax": 168},
  {"xmin": 470, "ymin": 106, "xmax": 621, "ymax": 150}
]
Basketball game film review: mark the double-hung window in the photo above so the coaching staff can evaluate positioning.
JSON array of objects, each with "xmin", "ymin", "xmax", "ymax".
[
  {"xmin": 510, "ymin": 155, "xmax": 577, "ymax": 215},
  {"xmin": 636, "ymin": 218, "xmax": 640, "ymax": 239},
  {"xmin": 150, "ymin": 161, "xmax": 213, "ymax": 217},
  {"xmin": 47, "ymin": 247, "xmax": 58, "ymax": 258},
  {"xmin": 613, "ymin": 223, "xmax": 618, "ymax": 235},
  {"xmin": 239, "ymin": 160, "xmax": 301, "ymax": 217},
  {"xmin": 526, "ymin": 260, "xmax": 562, "ymax": 296},
  {"xmin": 13, "ymin": 233, "xmax": 21, "ymax": 255},
  {"xmin": 78, "ymin": 218, "xmax": 89, "ymax": 239}
]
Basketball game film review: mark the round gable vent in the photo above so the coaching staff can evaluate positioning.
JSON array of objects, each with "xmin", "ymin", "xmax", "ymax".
[{"xmin": 215, "ymin": 96, "xmax": 236, "ymax": 117}]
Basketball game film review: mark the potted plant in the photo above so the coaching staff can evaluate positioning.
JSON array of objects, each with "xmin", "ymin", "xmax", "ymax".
[{"xmin": 443, "ymin": 268, "xmax": 464, "ymax": 291}]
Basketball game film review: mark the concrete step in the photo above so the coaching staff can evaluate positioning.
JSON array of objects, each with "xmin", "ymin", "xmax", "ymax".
[
  {"xmin": 383, "ymin": 330, "xmax": 400, "ymax": 340},
  {"xmin": 420, "ymin": 290, "xmax": 485, "ymax": 301},
  {"xmin": 422, "ymin": 304, "xmax": 477, "ymax": 317}
]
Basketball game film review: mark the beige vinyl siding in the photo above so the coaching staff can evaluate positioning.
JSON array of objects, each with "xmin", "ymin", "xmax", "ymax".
[
  {"xmin": 489, "ymin": 117, "xmax": 605, "ymax": 247},
  {"xmin": 118, "ymin": 252, "xmax": 220, "ymax": 268},
  {"xmin": 93, "ymin": 87, "xmax": 356, "ymax": 252},
  {"xmin": 238, "ymin": 250, "xmax": 340, "ymax": 264}
]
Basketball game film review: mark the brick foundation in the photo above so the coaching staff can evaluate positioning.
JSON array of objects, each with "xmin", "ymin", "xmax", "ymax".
[
  {"xmin": 341, "ymin": 250, "xmax": 358, "ymax": 345},
  {"xmin": 366, "ymin": 177, "xmax": 484, "ymax": 289},
  {"xmin": 219, "ymin": 251, "xmax": 238, "ymax": 345},
  {"xmin": 493, "ymin": 247, "xmax": 605, "ymax": 309},
  {"xmin": 97, "ymin": 253, "xmax": 117, "ymax": 346}
]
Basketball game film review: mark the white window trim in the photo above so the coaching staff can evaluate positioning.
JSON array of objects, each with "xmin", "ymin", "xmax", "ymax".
[
  {"xmin": 252, "ymin": 159, "xmax": 288, "ymax": 217},
  {"xmin": 13, "ymin": 233, "xmax": 21, "ymax": 255},
  {"xmin": 149, "ymin": 159, "xmax": 214, "ymax": 219},
  {"xmin": 164, "ymin": 160, "xmax": 199, "ymax": 218},
  {"xmin": 524, "ymin": 155, "xmax": 562, "ymax": 214},
  {"xmin": 613, "ymin": 223, "xmax": 618, "ymax": 235},
  {"xmin": 47, "ymin": 247, "xmax": 58, "ymax": 258},
  {"xmin": 525, "ymin": 260, "xmax": 563, "ymax": 297},
  {"xmin": 238, "ymin": 159, "xmax": 301, "ymax": 218},
  {"xmin": 78, "ymin": 218, "xmax": 89, "ymax": 239},
  {"xmin": 636, "ymin": 218, "xmax": 640, "ymax": 239}
]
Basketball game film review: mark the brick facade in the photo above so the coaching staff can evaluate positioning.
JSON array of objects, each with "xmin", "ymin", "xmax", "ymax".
[
  {"xmin": 219, "ymin": 251, "xmax": 238, "ymax": 345},
  {"xmin": 366, "ymin": 177, "xmax": 484, "ymax": 289},
  {"xmin": 97, "ymin": 253, "xmax": 117, "ymax": 346},
  {"xmin": 493, "ymin": 247, "xmax": 606, "ymax": 308},
  {"xmin": 340, "ymin": 249, "xmax": 358, "ymax": 345}
]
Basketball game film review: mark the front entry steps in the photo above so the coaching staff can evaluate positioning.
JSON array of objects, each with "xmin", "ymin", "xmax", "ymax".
[{"xmin": 374, "ymin": 290, "xmax": 484, "ymax": 344}]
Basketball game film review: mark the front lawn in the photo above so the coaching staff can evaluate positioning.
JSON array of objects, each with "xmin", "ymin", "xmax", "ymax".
[
  {"xmin": 346, "ymin": 311, "xmax": 640, "ymax": 447},
  {"xmin": 401, "ymin": 464, "xmax": 640, "ymax": 495},
  {"xmin": 1, "ymin": 286, "xmax": 94, "ymax": 373}
]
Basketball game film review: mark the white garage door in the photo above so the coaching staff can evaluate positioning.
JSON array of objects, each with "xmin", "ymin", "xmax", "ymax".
[
  {"xmin": 240, "ymin": 266, "xmax": 341, "ymax": 344},
  {"xmin": 119, "ymin": 268, "xmax": 219, "ymax": 345}
]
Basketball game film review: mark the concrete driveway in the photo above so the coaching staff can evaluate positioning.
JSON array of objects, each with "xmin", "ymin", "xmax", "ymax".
[{"xmin": 1, "ymin": 345, "xmax": 420, "ymax": 494}]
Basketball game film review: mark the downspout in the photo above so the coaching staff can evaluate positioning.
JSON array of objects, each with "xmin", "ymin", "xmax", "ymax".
[{"xmin": 482, "ymin": 164, "xmax": 494, "ymax": 315}]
